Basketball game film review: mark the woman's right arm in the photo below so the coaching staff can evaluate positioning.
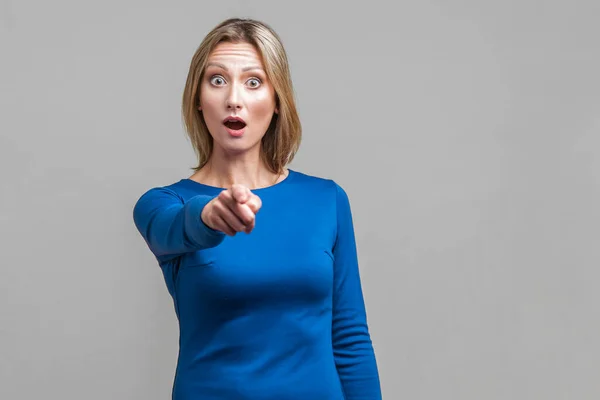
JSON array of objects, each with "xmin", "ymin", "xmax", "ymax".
[{"xmin": 133, "ymin": 187, "xmax": 226, "ymax": 259}]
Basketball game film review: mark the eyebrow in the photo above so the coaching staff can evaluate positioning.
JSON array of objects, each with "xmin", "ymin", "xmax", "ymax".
[{"xmin": 205, "ymin": 62, "xmax": 264, "ymax": 72}]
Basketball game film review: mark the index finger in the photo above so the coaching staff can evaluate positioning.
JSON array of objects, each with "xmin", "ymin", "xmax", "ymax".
[{"xmin": 230, "ymin": 184, "xmax": 250, "ymax": 204}]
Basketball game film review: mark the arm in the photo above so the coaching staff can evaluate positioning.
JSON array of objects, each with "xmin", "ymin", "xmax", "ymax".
[
  {"xmin": 332, "ymin": 182, "xmax": 382, "ymax": 399},
  {"xmin": 132, "ymin": 187, "xmax": 226, "ymax": 260}
]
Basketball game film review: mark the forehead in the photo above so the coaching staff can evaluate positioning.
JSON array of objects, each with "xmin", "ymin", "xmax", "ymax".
[{"xmin": 207, "ymin": 42, "xmax": 264, "ymax": 65}]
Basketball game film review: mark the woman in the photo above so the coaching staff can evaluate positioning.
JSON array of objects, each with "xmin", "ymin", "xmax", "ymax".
[{"xmin": 133, "ymin": 18, "xmax": 382, "ymax": 400}]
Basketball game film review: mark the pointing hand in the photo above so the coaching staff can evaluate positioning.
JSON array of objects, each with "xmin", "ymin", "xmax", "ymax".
[{"xmin": 201, "ymin": 183, "xmax": 262, "ymax": 236}]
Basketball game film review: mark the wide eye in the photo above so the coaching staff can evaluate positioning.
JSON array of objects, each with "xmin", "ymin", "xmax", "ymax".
[
  {"xmin": 210, "ymin": 75, "xmax": 226, "ymax": 86},
  {"xmin": 247, "ymin": 78, "xmax": 261, "ymax": 88}
]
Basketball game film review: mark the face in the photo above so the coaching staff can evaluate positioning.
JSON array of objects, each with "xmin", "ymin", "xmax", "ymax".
[{"xmin": 199, "ymin": 41, "xmax": 278, "ymax": 157}]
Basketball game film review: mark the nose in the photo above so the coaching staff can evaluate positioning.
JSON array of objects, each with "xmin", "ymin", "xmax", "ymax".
[{"xmin": 226, "ymin": 83, "xmax": 243, "ymax": 110}]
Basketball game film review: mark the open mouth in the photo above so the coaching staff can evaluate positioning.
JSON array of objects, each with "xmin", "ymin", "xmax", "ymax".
[{"xmin": 223, "ymin": 120, "xmax": 246, "ymax": 130}]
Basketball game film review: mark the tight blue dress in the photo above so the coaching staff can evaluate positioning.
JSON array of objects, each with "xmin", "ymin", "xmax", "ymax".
[{"xmin": 133, "ymin": 169, "xmax": 382, "ymax": 399}]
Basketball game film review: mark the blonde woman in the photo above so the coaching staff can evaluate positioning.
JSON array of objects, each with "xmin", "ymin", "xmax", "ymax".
[{"xmin": 133, "ymin": 18, "xmax": 382, "ymax": 400}]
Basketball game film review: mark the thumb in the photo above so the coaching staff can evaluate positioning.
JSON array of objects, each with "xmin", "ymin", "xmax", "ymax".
[{"xmin": 245, "ymin": 193, "xmax": 262, "ymax": 214}]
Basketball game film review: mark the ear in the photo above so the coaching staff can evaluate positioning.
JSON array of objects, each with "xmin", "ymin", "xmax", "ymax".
[{"xmin": 274, "ymin": 107, "xmax": 279, "ymax": 114}]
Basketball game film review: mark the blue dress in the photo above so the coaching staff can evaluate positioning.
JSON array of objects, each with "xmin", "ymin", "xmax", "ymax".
[{"xmin": 133, "ymin": 169, "xmax": 381, "ymax": 399}]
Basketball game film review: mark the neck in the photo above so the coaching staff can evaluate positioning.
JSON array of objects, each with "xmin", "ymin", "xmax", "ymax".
[{"xmin": 190, "ymin": 147, "xmax": 285, "ymax": 190}]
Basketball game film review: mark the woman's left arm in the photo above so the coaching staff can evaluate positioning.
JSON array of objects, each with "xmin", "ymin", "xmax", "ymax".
[{"xmin": 331, "ymin": 181, "xmax": 382, "ymax": 399}]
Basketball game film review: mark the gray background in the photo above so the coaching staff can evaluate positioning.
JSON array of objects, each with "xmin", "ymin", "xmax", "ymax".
[{"xmin": 1, "ymin": 0, "xmax": 599, "ymax": 399}]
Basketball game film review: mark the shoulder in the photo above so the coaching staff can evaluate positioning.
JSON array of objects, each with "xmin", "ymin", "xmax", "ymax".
[
  {"xmin": 288, "ymin": 169, "xmax": 350, "ymax": 204},
  {"xmin": 134, "ymin": 177, "xmax": 207, "ymax": 206},
  {"xmin": 134, "ymin": 181, "xmax": 185, "ymax": 205},
  {"xmin": 132, "ymin": 182, "xmax": 181, "ymax": 221},
  {"xmin": 132, "ymin": 179, "xmax": 196, "ymax": 223}
]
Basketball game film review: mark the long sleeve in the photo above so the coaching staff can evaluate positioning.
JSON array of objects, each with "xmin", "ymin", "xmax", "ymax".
[
  {"xmin": 331, "ymin": 182, "xmax": 382, "ymax": 399},
  {"xmin": 132, "ymin": 187, "xmax": 226, "ymax": 261}
]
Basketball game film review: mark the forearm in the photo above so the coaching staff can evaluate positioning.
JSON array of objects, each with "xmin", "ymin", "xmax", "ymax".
[{"xmin": 333, "ymin": 307, "xmax": 382, "ymax": 398}]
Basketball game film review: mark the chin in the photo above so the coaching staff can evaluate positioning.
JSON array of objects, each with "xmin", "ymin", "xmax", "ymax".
[{"xmin": 215, "ymin": 138, "xmax": 262, "ymax": 156}]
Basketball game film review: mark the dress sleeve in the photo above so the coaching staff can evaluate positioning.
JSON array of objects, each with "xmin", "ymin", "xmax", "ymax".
[
  {"xmin": 331, "ymin": 182, "xmax": 382, "ymax": 399},
  {"xmin": 133, "ymin": 187, "xmax": 226, "ymax": 260}
]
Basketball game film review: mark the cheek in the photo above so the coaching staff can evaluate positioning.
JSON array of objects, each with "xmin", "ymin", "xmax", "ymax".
[
  {"xmin": 199, "ymin": 91, "xmax": 223, "ymax": 126},
  {"xmin": 199, "ymin": 86, "xmax": 217, "ymax": 110},
  {"xmin": 249, "ymin": 91, "xmax": 276, "ymax": 116}
]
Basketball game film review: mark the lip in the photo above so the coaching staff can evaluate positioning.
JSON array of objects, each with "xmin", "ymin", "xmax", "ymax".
[
  {"xmin": 222, "ymin": 116, "xmax": 246, "ymax": 124},
  {"xmin": 223, "ymin": 116, "xmax": 247, "ymax": 137},
  {"xmin": 225, "ymin": 126, "xmax": 245, "ymax": 137}
]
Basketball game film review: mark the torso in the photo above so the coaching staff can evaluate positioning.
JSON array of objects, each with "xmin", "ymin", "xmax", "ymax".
[{"xmin": 188, "ymin": 168, "xmax": 289, "ymax": 190}]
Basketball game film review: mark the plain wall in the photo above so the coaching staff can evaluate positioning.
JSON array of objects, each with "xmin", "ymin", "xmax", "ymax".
[{"xmin": 1, "ymin": 0, "xmax": 599, "ymax": 399}]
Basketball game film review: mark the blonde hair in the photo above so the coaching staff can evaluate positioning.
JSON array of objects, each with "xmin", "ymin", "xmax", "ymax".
[{"xmin": 181, "ymin": 18, "xmax": 302, "ymax": 174}]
